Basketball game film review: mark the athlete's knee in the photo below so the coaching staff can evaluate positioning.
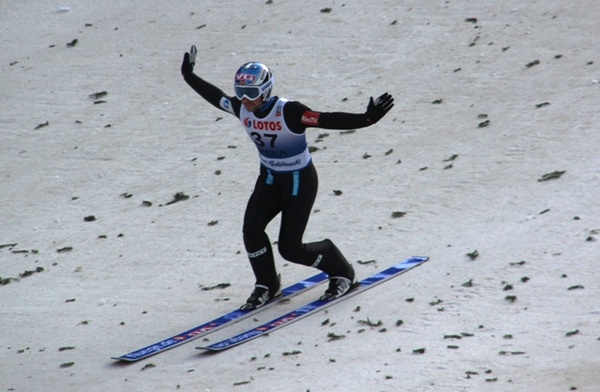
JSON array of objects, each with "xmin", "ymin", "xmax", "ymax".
[
  {"xmin": 277, "ymin": 241, "xmax": 303, "ymax": 263},
  {"xmin": 243, "ymin": 227, "xmax": 267, "ymax": 251}
]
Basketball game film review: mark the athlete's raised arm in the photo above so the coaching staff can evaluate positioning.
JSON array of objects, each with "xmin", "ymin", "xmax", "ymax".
[{"xmin": 181, "ymin": 45, "xmax": 240, "ymax": 116}]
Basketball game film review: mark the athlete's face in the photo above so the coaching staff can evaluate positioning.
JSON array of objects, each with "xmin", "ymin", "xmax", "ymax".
[{"xmin": 241, "ymin": 96, "xmax": 264, "ymax": 113}]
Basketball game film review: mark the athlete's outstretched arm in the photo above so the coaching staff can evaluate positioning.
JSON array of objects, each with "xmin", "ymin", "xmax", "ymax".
[
  {"xmin": 285, "ymin": 93, "xmax": 394, "ymax": 132},
  {"xmin": 320, "ymin": 92, "xmax": 394, "ymax": 128},
  {"xmin": 181, "ymin": 46, "xmax": 239, "ymax": 115}
]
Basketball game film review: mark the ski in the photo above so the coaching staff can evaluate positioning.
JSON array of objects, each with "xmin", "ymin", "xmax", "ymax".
[
  {"xmin": 197, "ymin": 256, "xmax": 428, "ymax": 352},
  {"xmin": 112, "ymin": 272, "xmax": 328, "ymax": 362}
]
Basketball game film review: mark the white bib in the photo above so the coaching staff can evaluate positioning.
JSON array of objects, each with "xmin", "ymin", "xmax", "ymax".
[{"xmin": 240, "ymin": 98, "xmax": 311, "ymax": 172}]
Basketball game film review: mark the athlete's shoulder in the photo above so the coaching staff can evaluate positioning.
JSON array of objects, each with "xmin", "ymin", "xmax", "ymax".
[
  {"xmin": 285, "ymin": 100, "xmax": 323, "ymax": 127},
  {"xmin": 280, "ymin": 99, "xmax": 320, "ymax": 132},
  {"xmin": 282, "ymin": 99, "xmax": 310, "ymax": 115}
]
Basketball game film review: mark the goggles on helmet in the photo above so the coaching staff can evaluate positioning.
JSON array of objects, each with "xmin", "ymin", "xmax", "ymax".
[
  {"xmin": 234, "ymin": 85, "xmax": 262, "ymax": 100},
  {"xmin": 234, "ymin": 78, "xmax": 274, "ymax": 101}
]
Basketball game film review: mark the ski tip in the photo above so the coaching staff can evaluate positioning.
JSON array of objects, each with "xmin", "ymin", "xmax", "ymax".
[
  {"xmin": 111, "ymin": 356, "xmax": 135, "ymax": 362},
  {"xmin": 196, "ymin": 346, "xmax": 221, "ymax": 352}
]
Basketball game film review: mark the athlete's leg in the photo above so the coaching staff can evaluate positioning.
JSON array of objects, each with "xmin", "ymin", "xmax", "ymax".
[
  {"xmin": 277, "ymin": 164, "xmax": 353, "ymax": 278},
  {"xmin": 242, "ymin": 169, "xmax": 282, "ymax": 290}
]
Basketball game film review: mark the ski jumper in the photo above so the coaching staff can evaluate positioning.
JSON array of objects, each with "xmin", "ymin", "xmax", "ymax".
[{"xmin": 184, "ymin": 72, "xmax": 373, "ymax": 291}]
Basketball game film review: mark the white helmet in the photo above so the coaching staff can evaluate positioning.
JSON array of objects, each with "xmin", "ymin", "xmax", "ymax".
[{"xmin": 233, "ymin": 62, "xmax": 274, "ymax": 101}]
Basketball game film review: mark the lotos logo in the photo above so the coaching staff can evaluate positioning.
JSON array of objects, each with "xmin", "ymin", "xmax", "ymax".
[{"xmin": 244, "ymin": 118, "xmax": 282, "ymax": 131}]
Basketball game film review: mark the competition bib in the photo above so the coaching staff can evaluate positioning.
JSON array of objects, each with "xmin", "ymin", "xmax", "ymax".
[{"xmin": 240, "ymin": 98, "xmax": 311, "ymax": 172}]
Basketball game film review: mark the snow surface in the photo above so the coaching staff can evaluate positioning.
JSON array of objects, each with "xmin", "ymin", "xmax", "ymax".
[{"xmin": 1, "ymin": 1, "xmax": 599, "ymax": 391}]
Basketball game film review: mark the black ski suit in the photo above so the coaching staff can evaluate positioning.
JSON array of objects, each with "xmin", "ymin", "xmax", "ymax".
[{"xmin": 184, "ymin": 71, "xmax": 379, "ymax": 291}]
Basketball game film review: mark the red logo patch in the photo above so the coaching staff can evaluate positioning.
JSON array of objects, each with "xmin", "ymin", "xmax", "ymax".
[{"xmin": 301, "ymin": 111, "xmax": 320, "ymax": 126}]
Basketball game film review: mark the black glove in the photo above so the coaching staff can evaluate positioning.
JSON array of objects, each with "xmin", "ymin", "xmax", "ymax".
[
  {"xmin": 365, "ymin": 92, "xmax": 394, "ymax": 124},
  {"xmin": 181, "ymin": 45, "xmax": 197, "ymax": 76}
]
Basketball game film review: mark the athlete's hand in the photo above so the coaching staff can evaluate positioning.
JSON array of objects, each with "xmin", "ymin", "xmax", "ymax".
[
  {"xmin": 181, "ymin": 45, "xmax": 197, "ymax": 76},
  {"xmin": 365, "ymin": 92, "xmax": 394, "ymax": 124}
]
